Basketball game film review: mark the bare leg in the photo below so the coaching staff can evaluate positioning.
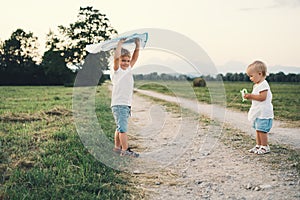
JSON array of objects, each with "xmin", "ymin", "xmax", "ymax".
[
  {"xmin": 114, "ymin": 131, "xmax": 121, "ymax": 149},
  {"xmin": 119, "ymin": 132, "xmax": 129, "ymax": 151},
  {"xmin": 258, "ymin": 131, "xmax": 268, "ymax": 146},
  {"xmin": 256, "ymin": 130, "xmax": 261, "ymax": 145}
]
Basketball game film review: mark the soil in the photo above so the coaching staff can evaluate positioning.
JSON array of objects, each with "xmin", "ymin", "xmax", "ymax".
[{"xmin": 126, "ymin": 90, "xmax": 300, "ymax": 200}]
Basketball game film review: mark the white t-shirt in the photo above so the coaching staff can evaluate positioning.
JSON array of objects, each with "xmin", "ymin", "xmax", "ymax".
[
  {"xmin": 111, "ymin": 67, "xmax": 134, "ymax": 107},
  {"xmin": 248, "ymin": 80, "xmax": 274, "ymax": 123}
]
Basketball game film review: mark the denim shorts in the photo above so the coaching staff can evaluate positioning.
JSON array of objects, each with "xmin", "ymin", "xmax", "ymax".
[
  {"xmin": 111, "ymin": 105, "xmax": 131, "ymax": 133},
  {"xmin": 252, "ymin": 118, "xmax": 273, "ymax": 133}
]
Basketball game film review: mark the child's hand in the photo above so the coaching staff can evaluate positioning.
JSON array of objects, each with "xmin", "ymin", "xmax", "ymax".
[
  {"xmin": 244, "ymin": 93, "xmax": 251, "ymax": 99},
  {"xmin": 135, "ymin": 38, "xmax": 140, "ymax": 46},
  {"xmin": 118, "ymin": 38, "xmax": 126, "ymax": 45}
]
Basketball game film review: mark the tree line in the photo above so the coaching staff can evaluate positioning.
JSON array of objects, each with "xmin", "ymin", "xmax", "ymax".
[
  {"xmin": 0, "ymin": 7, "xmax": 116, "ymax": 86},
  {"xmin": 134, "ymin": 72, "xmax": 300, "ymax": 82}
]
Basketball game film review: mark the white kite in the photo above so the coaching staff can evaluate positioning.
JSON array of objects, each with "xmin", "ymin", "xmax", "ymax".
[{"xmin": 86, "ymin": 32, "xmax": 148, "ymax": 53}]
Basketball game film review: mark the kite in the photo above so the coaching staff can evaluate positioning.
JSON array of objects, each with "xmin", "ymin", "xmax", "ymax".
[{"xmin": 86, "ymin": 32, "xmax": 148, "ymax": 53}]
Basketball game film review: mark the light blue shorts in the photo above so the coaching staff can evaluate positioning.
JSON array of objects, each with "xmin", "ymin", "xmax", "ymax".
[
  {"xmin": 111, "ymin": 105, "xmax": 131, "ymax": 133},
  {"xmin": 252, "ymin": 118, "xmax": 273, "ymax": 133}
]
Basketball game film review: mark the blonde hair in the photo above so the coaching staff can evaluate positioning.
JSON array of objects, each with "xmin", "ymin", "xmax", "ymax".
[
  {"xmin": 121, "ymin": 48, "xmax": 131, "ymax": 58},
  {"xmin": 248, "ymin": 60, "xmax": 267, "ymax": 77}
]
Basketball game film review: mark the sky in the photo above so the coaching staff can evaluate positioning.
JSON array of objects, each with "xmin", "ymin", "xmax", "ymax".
[{"xmin": 1, "ymin": 0, "xmax": 300, "ymax": 74}]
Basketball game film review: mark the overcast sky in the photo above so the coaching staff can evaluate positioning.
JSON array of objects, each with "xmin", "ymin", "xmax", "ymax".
[{"xmin": 1, "ymin": 0, "xmax": 300, "ymax": 73}]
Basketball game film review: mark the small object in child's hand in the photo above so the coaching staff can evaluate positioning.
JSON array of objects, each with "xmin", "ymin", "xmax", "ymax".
[{"xmin": 240, "ymin": 88, "xmax": 248, "ymax": 102}]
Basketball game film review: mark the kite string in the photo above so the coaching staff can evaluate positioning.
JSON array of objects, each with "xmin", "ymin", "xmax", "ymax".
[
  {"xmin": 226, "ymin": 95, "xmax": 241, "ymax": 107},
  {"xmin": 226, "ymin": 89, "xmax": 249, "ymax": 107}
]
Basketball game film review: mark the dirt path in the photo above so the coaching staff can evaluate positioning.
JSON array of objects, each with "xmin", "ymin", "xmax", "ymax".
[
  {"xmin": 134, "ymin": 89, "xmax": 300, "ymax": 149},
  {"xmin": 127, "ymin": 90, "xmax": 300, "ymax": 200}
]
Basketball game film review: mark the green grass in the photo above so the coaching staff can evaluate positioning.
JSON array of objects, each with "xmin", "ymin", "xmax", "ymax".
[
  {"xmin": 135, "ymin": 81, "xmax": 300, "ymax": 122},
  {"xmin": 0, "ymin": 85, "xmax": 142, "ymax": 199}
]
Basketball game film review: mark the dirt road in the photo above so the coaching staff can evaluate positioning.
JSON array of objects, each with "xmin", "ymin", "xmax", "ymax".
[
  {"xmin": 134, "ymin": 89, "xmax": 300, "ymax": 149},
  {"xmin": 127, "ymin": 90, "xmax": 300, "ymax": 200}
]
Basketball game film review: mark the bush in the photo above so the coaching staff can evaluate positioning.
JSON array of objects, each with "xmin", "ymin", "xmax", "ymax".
[{"xmin": 193, "ymin": 77, "xmax": 206, "ymax": 87}]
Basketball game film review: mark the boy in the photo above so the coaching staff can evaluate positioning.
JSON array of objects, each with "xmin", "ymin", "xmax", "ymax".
[{"xmin": 111, "ymin": 38, "xmax": 140, "ymax": 157}]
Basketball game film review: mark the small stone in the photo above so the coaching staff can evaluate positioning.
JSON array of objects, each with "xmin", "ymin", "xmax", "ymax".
[
  {"xmin": 133, "ymin": 170, "xmax": 141, "ymax": 174},
  {"xmin": 195, "ymin": 180, "xmax": 203, "ymax": 185},
  {"xmin": 260, "ymin": 184, "xmax": 272, "ymax": 190},
  {"xmin": 288, "ymin": 182, "xmax": 295, "ymax": 186},
  {"xmin": 254, "ymin": 186, "xmax": 261, "ymax": 191},
  {"xmin": 246, "ymin": 183, "xmax": 252, "ymax": 190},
  {"xmin": 155, "ymin": 181, "xmax": 161, "ymax": 185},
  {"xmin": 201, "ymin": 152, "xmax": 210, "ymax": 156},
  {"xmin": 291, "ymin": 162, "xmax": 298, "ymax": 167}
]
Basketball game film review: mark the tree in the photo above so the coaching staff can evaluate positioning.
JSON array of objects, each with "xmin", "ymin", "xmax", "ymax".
[
  {"xmin": 41, "ymin": 50, "xmax": 75, "ymax": 85},
  {"xmin": 216, "ymin": 74, "xmax": 224, "ymax": 81},
  {"xmin": 40, "ymin": 31, "xmax": 75, "ymax": 85},
  {"xmin": 0, "ymin": 29, "xmax": 40, "ymax": 85},
  {"xmin": 55, "ymin": 6, "xmax": 117, "ymax": 69},
  {"xmin": 224, "ymin": 73, "xmax": 233, "ymax": 81},
  {"xmin": 40, "ymin": 7, "xmax": 117, "ymax": 85},
  {"xmin": 273, "ymin": 72, "xmax": 286, "ymax": 82},
  {"xmin": 1, "ymin": 29, "xmax": 39, "ymax": 68}
]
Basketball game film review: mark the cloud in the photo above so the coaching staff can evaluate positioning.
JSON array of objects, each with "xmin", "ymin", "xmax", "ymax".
[
  {"xmin": 240, "ymin": 0, "xmax": 300, "ymax": 11},
  {"xmin": 272, "ymin": 0, "xmax": 300, "ymax": 7}
]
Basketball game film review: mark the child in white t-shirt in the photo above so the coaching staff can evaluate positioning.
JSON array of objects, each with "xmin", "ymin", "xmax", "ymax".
[
  {"xmin": 111, "ymin": 38, "xmax": 140, "ymax": 158},
  {"xmin": 244, "ymin": 60, "xmax": 274, "ymax": 155}
]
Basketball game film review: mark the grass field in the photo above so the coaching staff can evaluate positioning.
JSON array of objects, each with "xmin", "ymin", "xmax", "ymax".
[
  {"xmin": 0, "ymin": 85, "xmax": 142, "ymax": 199},
  {"xmin": 135, "ymin": 81, "xmax": 300, "ymax": 122}
]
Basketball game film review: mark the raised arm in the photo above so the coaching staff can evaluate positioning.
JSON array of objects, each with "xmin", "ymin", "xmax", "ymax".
[
  {"xmin": 113, "ymin": 39, "xmax": 126, "ymax": 71},
  {"xmin": 130, "ymin": 38, "xmax": 140, "ymax": 67}
]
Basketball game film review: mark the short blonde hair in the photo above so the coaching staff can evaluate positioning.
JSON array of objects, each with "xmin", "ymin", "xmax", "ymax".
[
  {"xmin": 121, "ymin": 48, "xmax": 131, "ymax": 58},
  {"xmin": 248, "ymin": 60, "xmax": 267, "ymax": 77}
]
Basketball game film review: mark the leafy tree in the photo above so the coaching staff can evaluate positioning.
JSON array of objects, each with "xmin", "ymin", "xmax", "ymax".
[
  {"xmin": 0, "ymin": 29, "xmax": 40, "ymax": 85},
  {"xmin": 41, "ymin": 50, "xmax": 75, "ymax": 85},
  {"xmin": 40, "ymin": 6, "xmax": 117, "ymax": 85},
  {"xmin": 216, "ymin": 74, "xmax": 224, "ymax": 81},
  {"xmin": 55, "ymin": 6, "xmax": 117, "ymax": 69},
  {"xmin": 40, "ymin": 31, "xmax": 75, "ymax": 85},
  {"xmin": 1, "ymin": 29, "xmax": 39, "ymax": 69},
  {"xmin": 273, "ymin": 71, "xmax": 286, "ymax": 82},
  {"xmin": 224, "ymin": 73, "xmax": 233, "ymax": 81}
]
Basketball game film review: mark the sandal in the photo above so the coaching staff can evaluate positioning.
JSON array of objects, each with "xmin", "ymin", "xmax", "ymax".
[
  {"xmin": 248, "ymin": 145, "xmax": 260, "ymax": 153},
  {"xmin": 256, "ymin": 145, "xmax": 270, "ymax": 155}
]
